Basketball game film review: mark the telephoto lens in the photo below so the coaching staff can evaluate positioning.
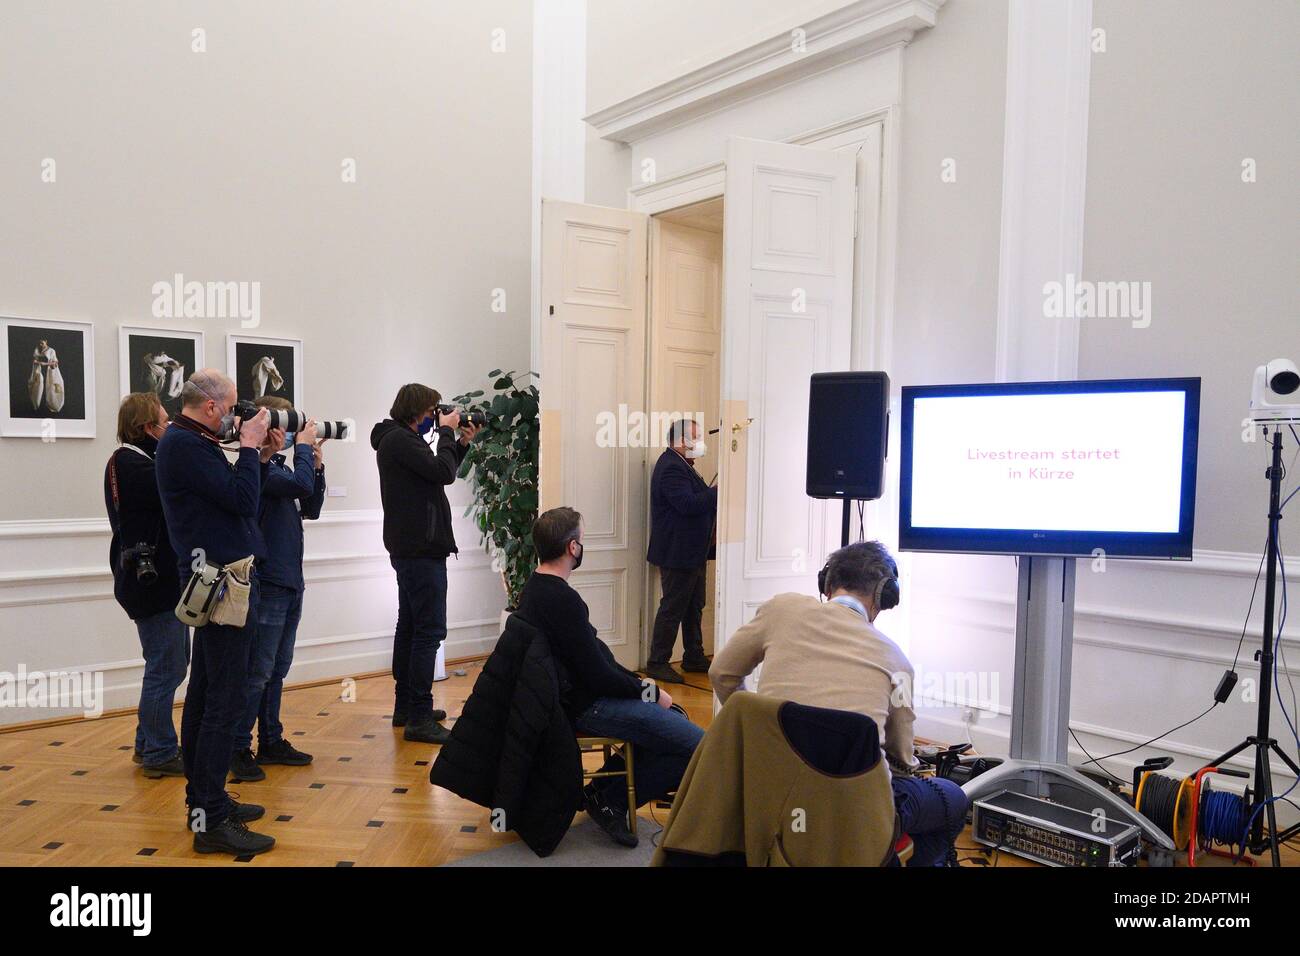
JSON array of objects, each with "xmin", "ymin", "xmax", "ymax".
[
  {"xmin": 437, "ymin": 403, "xmax": 487, "ymax": 429},
  {"xmin": 315, "ymin": 420, "xmax": 349, "ymax": 440}
]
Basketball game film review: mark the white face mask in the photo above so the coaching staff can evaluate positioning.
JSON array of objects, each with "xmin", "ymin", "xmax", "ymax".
[{"xmin": 684, "ymin": 438, "xmax": 707, "ymax": 459}]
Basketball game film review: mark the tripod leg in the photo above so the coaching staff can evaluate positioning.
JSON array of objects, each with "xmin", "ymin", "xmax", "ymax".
[
  {"xmin": 1260, "ymin": 755, "xmax": 1281, "ymax": 868},
  {"xmin": 1269, "ymin": 738, "xmax": 1300, "ymax": 777}
]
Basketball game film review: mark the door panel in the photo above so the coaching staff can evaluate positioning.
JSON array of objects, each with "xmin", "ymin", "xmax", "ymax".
[
  {"xmin": 717, "ymin": 138, "xmax": 856, "ymax": 659},
  {"xmin": 540, "ymin": 200, "xmax": 648, "ymax": 667}
]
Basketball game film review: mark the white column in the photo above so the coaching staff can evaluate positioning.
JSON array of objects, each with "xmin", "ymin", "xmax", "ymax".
[
  {"xmin": 994, "ymin": 0, "xmax": 1093, "ymax": 382},
  {"xmin": 531, "ymin": 0, "xmax": 587, "ymax": 375}
]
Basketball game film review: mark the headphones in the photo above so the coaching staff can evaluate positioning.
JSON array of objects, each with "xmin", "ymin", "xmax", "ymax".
[{"xmin": 818, "ymin": 548, "xmax": 900, "ymax": 612}]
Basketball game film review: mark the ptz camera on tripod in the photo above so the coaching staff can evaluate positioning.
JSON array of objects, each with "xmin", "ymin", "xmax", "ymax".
[{"xmin": 1248, "ymin": 357, "xmax": 1300, "ymax": 424}]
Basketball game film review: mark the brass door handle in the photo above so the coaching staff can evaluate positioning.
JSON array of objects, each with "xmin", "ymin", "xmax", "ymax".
[{"xmin": 731, "ymin": 418, "xmax": 754, "ymax": 433}]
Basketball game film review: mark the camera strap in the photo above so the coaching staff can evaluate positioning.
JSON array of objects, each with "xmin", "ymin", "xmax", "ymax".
[{"xmin": 109, "ymin": 445, "xmax": 162, "ymax": 548}]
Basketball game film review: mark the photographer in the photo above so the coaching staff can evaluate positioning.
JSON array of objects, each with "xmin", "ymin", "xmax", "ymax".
[
  {"xmin": 229, "ymin": 395, "xmax": 327, "ymax": 782},
  {"xmin": 104, "ymin": 392, "xmax": 187, "ymax": 778},
  {"xmin": 154, "ymin": 369, "xmax": 276, "ymax": 856},
  {"xmin": 370, "ymin": 384, "xmax": 480, "ymax": 744}
]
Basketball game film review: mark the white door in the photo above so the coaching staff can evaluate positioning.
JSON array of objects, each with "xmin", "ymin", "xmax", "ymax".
[
  {"xmin": 716, "ymin": 137, "xmax": 857, "ymax": 655},
  {"xmin": 538, "ymin": 200, "xmax": 649, "ymax": 667}
]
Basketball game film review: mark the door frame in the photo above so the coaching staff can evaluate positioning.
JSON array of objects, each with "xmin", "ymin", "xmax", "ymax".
[{"xmin": 625, "ymin": 109, "xmax": 903, "ymax": 664}]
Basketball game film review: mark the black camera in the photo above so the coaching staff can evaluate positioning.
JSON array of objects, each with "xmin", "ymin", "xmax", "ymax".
[
  {"xmin": 230, "ymin": 400, "xmax": 350, "ymax": 440},
  {"xmin": 436, "ymin": 404, "xmax": 487, "ymax": 429},
  {"xmin": 121, "ymin": 543, "xmax": 158, "ymax": 586}
]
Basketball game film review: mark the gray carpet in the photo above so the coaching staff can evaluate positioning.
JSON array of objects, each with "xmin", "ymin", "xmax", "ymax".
[{"xmin": 442, "ymin": 818, "xmax": 661, "ymax": 867}]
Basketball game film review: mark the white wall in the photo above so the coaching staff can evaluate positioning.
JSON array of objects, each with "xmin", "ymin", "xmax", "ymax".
[{"xmin": 0, "ymin": 0, "xmax": 534, "ymax": 723}]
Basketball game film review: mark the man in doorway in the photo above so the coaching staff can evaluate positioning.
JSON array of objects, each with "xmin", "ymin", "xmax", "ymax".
[{"xmin": 644, "ymin": 417, "xmax": 717, "ymax": 684}]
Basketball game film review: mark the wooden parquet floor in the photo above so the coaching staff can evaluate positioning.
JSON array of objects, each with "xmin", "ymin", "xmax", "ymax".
[{"xmin": 0, "ymin": 662, "xmax": 1292, "ymax": 867}]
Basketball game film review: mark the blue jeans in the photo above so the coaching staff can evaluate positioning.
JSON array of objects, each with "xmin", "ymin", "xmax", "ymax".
[
  {"xmin": 239, "ymin": 581, "xmax": 302, "ymax": 751},
  {"xmin": 181, "ymin": 576, "xmax": 258, "ymax": 830},
  {"xmin": 134, "ymin": 610, "xmax": 191, "ymax": 766},
  {"xmin": 892, "ymin": 774, "xmax": 969, "ymax": 866},
  {"xmin": 574, "ymin": 697, "xmax": 705, "ymax": 811},
  {"xmin": 390, "ymin": 557, "xmax": 447, "ymax": 723}
]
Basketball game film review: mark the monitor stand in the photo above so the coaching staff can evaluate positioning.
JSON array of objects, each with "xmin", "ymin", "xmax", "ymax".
[{"xmin": 960, "ymin": 556, "xmax": 1176, "ymax": 854}]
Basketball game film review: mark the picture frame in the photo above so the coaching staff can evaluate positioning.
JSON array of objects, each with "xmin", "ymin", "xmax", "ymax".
[
  {"xmin": 2, "ymin": 316, "xmax": 96, "ymax": 439},
  {"xmin": 119, "ymin": 325, "xmax": 206, "ymax": 420},
  {"xmin": 226, "ymin": 334, "xmax": 303, "ymax": 409}
]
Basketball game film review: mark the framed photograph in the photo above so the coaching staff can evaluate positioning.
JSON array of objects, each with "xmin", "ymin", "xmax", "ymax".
[
  {"xmin": 226, "ymin": 334, "xmax": 302, "ymax": 409},
  {"xmin": 2, "ymin": 316, "xmax": 96, "ymax": 438},
  {"xmin": 119, "ymin": 326, "xmax": 205, "ymax": 419}
]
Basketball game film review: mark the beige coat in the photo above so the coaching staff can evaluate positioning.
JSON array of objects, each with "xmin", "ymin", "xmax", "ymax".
[{"xmin": 709, "ymin": 592, "xmax": 918, "ymax": 771}]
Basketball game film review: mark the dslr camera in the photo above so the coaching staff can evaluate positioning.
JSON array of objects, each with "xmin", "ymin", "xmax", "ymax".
[
  {"xmin": 229, "ymin": 400, "xmax": 351, "ymax": 440},
  {"xmin": 436, "ymin": 403, "xmax": 487, "ymax": 429},
  {"xmin": 120, "ymin": 542, "xmax": 159, "ymax": 586}
]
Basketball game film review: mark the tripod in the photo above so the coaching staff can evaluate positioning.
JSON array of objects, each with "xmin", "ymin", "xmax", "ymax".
[{"xmin": 1204, "ymin": 426, "xmax": 1300, "ymax": 867}]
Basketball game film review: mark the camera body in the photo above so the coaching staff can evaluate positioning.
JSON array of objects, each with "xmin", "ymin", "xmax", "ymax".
[
  {"xmin": 436, "ymin": 403, "xmax": 487, "ymax": 430},
  {"xmin": 230, "ymin": 400, "xmax": 350, "ymax": 440},
  {"xmin": 1249, "ymin": 358, "xmax": 1300, "ymax": 424},
  {"xmin": 121, "ymin": 542, "xmax": 158, "ymax": 586}
]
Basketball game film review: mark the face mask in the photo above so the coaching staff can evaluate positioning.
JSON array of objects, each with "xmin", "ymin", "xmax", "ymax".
[
  {"xmin": 571, "ymin": 541, "xmax": 584, "ymax": 570},
  {"xmin": 283, "ymin": 432, "xmax": 295, "ymax": 450},
  {"xmin": 418, "ymin": 416, "xmax": 436, "ymax": 435},
  {"xmin": 216, "ymin": 406, "xmax": 236, "ymax": 439},
  {"xmin": 685, "ymin": 439, "xmax": 707, "ymax": 459}
]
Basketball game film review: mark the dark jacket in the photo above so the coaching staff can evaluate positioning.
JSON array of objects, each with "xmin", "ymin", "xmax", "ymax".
[
  {"xmin": 155, "ymin": 415, "xmax": 266, "ymax": 580},
  {"xmin": 513, "ymin": 571, "xmax": 657, "ymax": 724},
  {"xmin": 428, "ymin": 614, "xmax": 582, "ymax": 857},
  {"xmin": 103, "ymin": 435, "xmax": 182, "ymax": 621},
  {"xmin": 646, "ymin": 447, "xmax": 717, "ymax": 569},
  {"xmin": 370, "ymin": 420, "xmax": 468, "ymax": 559},
  {"xmin": 258, "ymin": 443, "xmax": 326, "ymax": 591}
]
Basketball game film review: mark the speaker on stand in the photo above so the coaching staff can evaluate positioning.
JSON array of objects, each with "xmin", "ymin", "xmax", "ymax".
[{"xmin": 806, "ymin": 371, "xmax": 890, "ymax": 545}]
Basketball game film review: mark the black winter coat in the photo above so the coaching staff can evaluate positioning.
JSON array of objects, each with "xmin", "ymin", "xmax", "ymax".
[
  {"xmin": 428, "ymin": 614, "xmax": 582, "ymax": 857},
  {"xmin": 370, "ymin": 419, "xmax": 468, "ymax": 559},
  {"xmin": 646, "ymin": 447, "xmax": 717, "ymax": 569},
  {"xmin": 103, "ymin": 436, "xmax": 182, "ymax": 620}
]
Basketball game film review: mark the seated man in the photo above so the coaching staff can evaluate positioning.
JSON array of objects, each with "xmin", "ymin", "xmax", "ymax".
[
  {"xmin": 514, "ymin": 507, "xmax": 705, "ymax": 848},
  {"xmin": 710, "ymin": 541, "xmax": 969, "ymax": 866}
]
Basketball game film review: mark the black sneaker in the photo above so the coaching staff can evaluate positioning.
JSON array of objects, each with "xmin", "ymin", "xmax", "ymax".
[
  {"xmin": 643, "ymin": 663, "xmax": 685, "ymax": 684},
  {"xmin": 257, "ymin": 739, "xmax": 313, "ymax": 766},
  {"xmin": 141, "ymin": 753, "xmax": 185, "ymax": 778},
  {"xmin": 403, "ymin": 720, "xmax": 452, "ymax": 745},
  {"xmin": 193, "ymin": 817, "xmax": 276, "ymax": 856},
  {"xmin": 229, "ymin": 748, "xmax": 266, "ymax": 782},
  {"xmin": 583, "ymin": 785, "xmax": 638, "ymax": 848},
  {"xmin": 393, "ymin": 708, "xmax": 446, "ymax": 727},
  {"xmin": 680, "ymin": 657, "xmax": 711, "ymax": 673},
  {"xmin": 184, "ymin": 795, "xmax": 264, "ymax": 832}
]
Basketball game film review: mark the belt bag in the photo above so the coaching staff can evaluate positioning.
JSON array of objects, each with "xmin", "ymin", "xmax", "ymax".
[{"xmin": 175, "ymin": 555, "xmax": 255, "ymax": 628}]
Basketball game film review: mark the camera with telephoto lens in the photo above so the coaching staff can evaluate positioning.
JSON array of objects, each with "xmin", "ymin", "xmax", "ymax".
[
  {"xmin": 436, "ymin": 403, "xmax": 487, "ymax": 429},
  {"xmin": 121, "ymin": 542, "xmax": 158, "ymax": 586},
  {"xmin": 231, "ymin": 400, "xmax": 350, "ymax": 440}
]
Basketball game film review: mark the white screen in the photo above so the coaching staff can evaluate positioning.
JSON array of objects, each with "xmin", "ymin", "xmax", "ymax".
[{"xmin": 909, "ymin": 390, "xmax": 1186, "ymax": 533}]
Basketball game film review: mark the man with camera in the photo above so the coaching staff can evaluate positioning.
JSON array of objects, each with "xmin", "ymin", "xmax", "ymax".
[
  {"xmin": 155, "ymin": 369, "xmax": 277, "ymax": 856},
  {"xmin": 229, "ymin": 395, "xmax": 327, "ymax": 782},
  {"xmin": 104, "ymin": 392, "xmax": 188, "ymax": 778},
  {"xmin": 371, "ymin": 384, "xmax": 480, "ymax": 745}
]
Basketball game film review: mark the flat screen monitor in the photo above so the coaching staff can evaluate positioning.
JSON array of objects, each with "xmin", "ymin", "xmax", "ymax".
[{"xmin": 898, "ymin": 377, "xmax": 1200, "ymax": 558}]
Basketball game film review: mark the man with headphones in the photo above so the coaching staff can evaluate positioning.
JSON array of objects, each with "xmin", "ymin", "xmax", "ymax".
[{"xmin": 709, "ymin": 541, "xmax": 969, "ymax": 866}]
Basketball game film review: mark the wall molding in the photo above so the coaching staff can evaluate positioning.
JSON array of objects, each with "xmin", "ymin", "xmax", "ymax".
[{"xmin": 585, "ymin": 0, "xmax": 944, "ymax": 144}]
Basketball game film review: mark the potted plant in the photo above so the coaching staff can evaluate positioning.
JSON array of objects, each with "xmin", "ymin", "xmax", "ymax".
[{"xmin": 451, "ymin": 370, "xmax": 540, "ymax": 623}]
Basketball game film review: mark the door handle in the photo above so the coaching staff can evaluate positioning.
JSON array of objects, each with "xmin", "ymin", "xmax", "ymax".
[{"xmin": 730, "ymin": 417, "xmax": 753, "ymax": 452}]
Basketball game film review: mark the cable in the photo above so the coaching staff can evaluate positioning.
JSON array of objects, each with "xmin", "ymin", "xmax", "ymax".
[
  {"xmin": 1069, "ymin": 728, "xmax": 1128, "ymax": 786},
  {"xmin": 1078, "ymin": 703, "xmax": 1217, "ymax": 770}
]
